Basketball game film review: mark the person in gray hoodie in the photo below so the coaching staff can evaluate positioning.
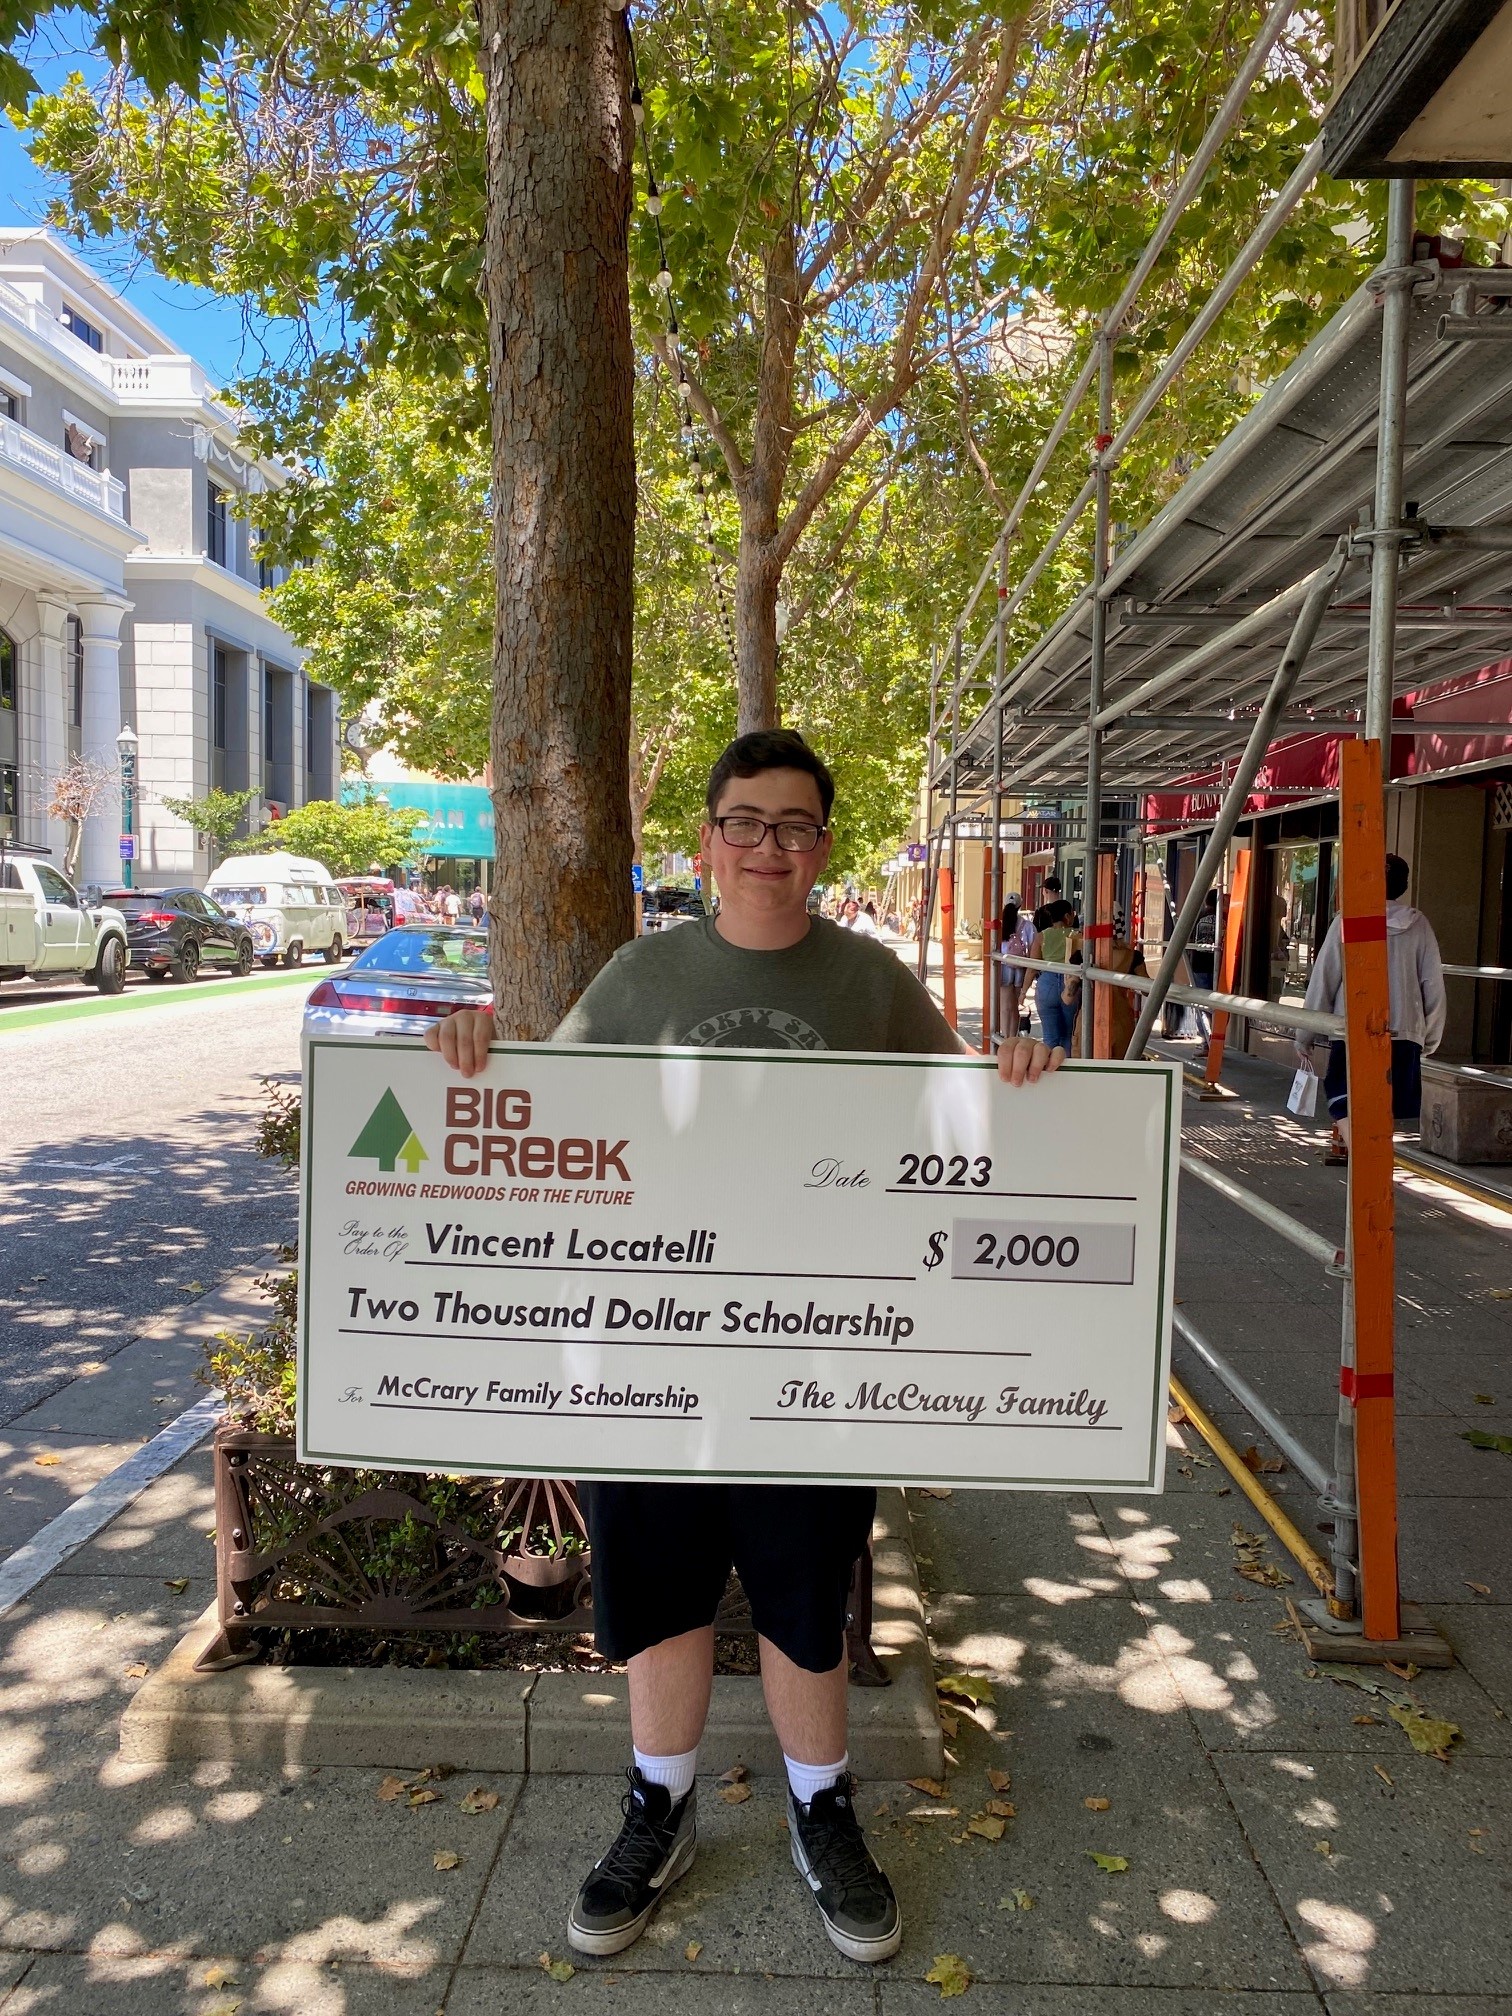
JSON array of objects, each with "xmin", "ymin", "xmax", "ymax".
[{"xmin": 1297, "ymin": 853, "xmax": 1446, "ymax": 1164}]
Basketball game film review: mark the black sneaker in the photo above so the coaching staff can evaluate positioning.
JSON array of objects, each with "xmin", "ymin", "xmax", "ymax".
[
  {"xmin": 788, "ymin": 1774, "xmax": 902, "ymax": 1962},
  {"xmin": 567, "ymin": 1768, "xmax": 697, "ymax": 1956}
]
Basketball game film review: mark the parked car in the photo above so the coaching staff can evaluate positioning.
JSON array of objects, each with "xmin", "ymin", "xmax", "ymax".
[
  {"xmin": 0, "ymin": 842, "xmax": 129, "ymax": 993},
  {"xmin": 303, "ymin": 926, "xmax": 490, "ymax": 1041},
  {"xmin": 99, "ymin": 886, "xmax": 255, "ymax": 982},
  {"xmin": 205, "ymin": 852, "xmax": 346, "ymax": 967}
]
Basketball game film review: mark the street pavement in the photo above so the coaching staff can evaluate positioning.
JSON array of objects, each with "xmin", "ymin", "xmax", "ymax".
[
  {"xmin": 0, "ymin": 952, "xmax": 1509, "ymax": 2010},
  {"xmin": 0, "ymin": 974, "xmax": 316, "ymax": 1427}
]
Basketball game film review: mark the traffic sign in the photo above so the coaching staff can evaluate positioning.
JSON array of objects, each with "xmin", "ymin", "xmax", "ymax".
[{"xmin": 631, "ymin": 862, "xmax": 645, "ymax": 893}]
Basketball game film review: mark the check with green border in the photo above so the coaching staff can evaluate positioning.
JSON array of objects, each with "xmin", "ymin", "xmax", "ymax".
[{"xmin": 299, "ymin": 1040, "xmax": 1180, "ymax": 1491}]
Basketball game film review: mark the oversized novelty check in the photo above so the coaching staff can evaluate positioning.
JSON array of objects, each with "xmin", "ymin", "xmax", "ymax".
[{"xmin": 299, "ymin": 1041, "xmax": 1180, "ymax": 1491}]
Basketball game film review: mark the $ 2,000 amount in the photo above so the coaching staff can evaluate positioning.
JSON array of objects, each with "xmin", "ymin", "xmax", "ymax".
[{"xmin": 948, "ymin": 1219, "xmax": 1136, "ymax": 1286}]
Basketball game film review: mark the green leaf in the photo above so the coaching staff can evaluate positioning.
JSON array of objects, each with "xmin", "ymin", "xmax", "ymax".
[
  {"xmin": 999, "ymin": 1888, "xmax": 1036, "ymax": 1910},
  {"xmin": 924, "ymin": 1953, "xmax": 973, "ymax": 1998},
  {"xmin": 1462, "ymin": 1430, "xmax": 1512, "ymax": 1456},
  {"xmin": 1088, "ymin": 1852, "xmax": 1130, "ymax": 1873}
]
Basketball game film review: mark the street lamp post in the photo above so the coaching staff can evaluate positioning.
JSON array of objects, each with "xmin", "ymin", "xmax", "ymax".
[{"xmin": 116, "ymin": 723, "xmax": 138, "ymax": 891}]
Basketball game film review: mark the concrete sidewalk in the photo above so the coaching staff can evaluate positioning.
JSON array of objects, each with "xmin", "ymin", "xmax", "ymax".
[{"xmin": 1, "ymin": 1041, "xmax": 1509, "ymax": 2010}]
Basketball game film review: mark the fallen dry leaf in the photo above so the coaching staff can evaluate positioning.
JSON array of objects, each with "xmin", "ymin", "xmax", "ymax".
[
  {"xmin": 1386, "ymin": 1704, "xmax": 1462, "ymax": 1760},
  {"xmin": 408, "ymin": 1788, "xmax": 442, "ymax": 1808},
  {"xmin": 34, "ymin": 1453, "xmax": 62, "ymax": 1468},
  {"xmin": 987, "ymin": 1768, "xmax": 1011, "ymax": 1794},
  {"xmin": 377, "ymin": 1776, "xmax": 408, "ymax": 1802},
  {"xmin": 538, "ymin": 1953, "xmax": 575, "ymax": 1984},
  {"xmin": 1473, "ymin": 1393, "xmax": 1496, "ymax": 1405},
  {"xmin": 1000, "ymin": 1887, "xmax": 1035, "ymax": 1911},
  {"xmin": 907, "ymin": 1777, "xmax": 946, "ymax": 1799},
  {"xmin": 1236, "ymin": 1561, "xmax": 1293, "ymax": 1588},
  {"xmin": 1373, "ymin": 1764, "xmax": 1394, "ymax": 1786},
  {"xmin": 1241, "ymin": 1445, "xmax": 1285, "ymax": 1474},
  {"xmin": 719, "ymin": 1762, "xmax": 749, "ymax": 1785},
  {"xmin": 936, "ymin": 1672, "xmax": 995, "ymax": 1707},
  {"xmin": 907, "ymin": 1805, "xmax": 960, "ymax": 1820},
  {"xmin": 1353, "ymin": 1714, "xmax": 1383, "ymax": 1727},
  {"xmin": 919, "ymin": 1486, "xmax": 953, "ymax": 1499},
  {"xmin": 122, "ymin": 1662, "xmax": 149, "ymax": 1680},
  {"xmin": 1088, "ymin": 1852, "xmax": 1129, "ymax": 1873},
  {"xmin": 1084, "ymin": 1796, "xmax": 1111, "ymax": 1812},
  {"xmin": 924, "ymin": 1953, "xmax": 973, "ymax": 1998},
  {"xmin": 1463, "ymin": 1429, "xmax": 1512, "ymax": 1456},
  {"xmin": 1466, "ymin": 1581, "xmax": 1493, "ymax": 1596},
  {"xmin": 203, "ymin": 1966, "xmax": 237, "ymax": 1990},
  {"xmin": 165, "ymin": 1577, "xmax": 189, "ymax": 1594},
  {"xmin": 718, "ymin": 1781, "xmax": 753, "ymax": 1805},
  {"xmin": 939, "ymin": 1711, "xmax": 959, "ymax": 1737},
  {"xmin": 433, "ymin": 1850, "xmax": 461, "ymax": 1871},
  {"xmin": 1314, "ymin": 1839, "xmax": 1332, "ymax": 1856},
  {"xmin": 967, "ymin": 1813, "xmax": 1006, "ymax": 1842},
  {"xmin": 460, "ymin": 1787, "xmax": 500, "ymax": 1815},
  {"xmin": 1384, "ymin": 1661, "xmax": 1420, "ymax": 1683},
  {"xmin": 1488, "ymin": 1289, "xmax": 1512, "ymax": 1301},
  {"xmin": 984, "ymin": 1798, "xmax": 1015, "ymax": 1819},
  {"xmin": 684, "ymin": 1941, "xmax": 702, "ymax": 1963},
  {"xmin": 78, "ymin": 1361, "xmax": 107, "ymax": 1375}
]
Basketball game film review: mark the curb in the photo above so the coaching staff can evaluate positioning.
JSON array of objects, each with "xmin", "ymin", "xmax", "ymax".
[{"xmin": 119, "ymin": 1491, "xmax": 944, "ymax": 1779}]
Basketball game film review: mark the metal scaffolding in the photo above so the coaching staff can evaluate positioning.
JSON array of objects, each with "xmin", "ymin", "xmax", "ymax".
[{"xmin": 926, "ymin": 2, "xmax": 1512, "ymax": 1657}]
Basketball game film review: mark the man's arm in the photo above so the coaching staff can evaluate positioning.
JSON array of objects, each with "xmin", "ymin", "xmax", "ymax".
[
  {"xmin": 884, "ymin": 956, "xmax": 1062, "ymax": 1083},
  {"xmin": 424, "ymin": 944, "xmax": 634, "ymax": 1075},
  {"xmin": 1418, "ymin": 923, "xmax": 1447, "ymax": 1055}
]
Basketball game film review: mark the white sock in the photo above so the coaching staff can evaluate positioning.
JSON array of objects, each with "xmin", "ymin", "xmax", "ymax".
[
  {"xmin": 633, "ymin": 1744, "xmax": 699, "ymax": 1802},
  {"xmin": 785, "ymin": 1752, "xmax": 848, "ymax": 1808}
]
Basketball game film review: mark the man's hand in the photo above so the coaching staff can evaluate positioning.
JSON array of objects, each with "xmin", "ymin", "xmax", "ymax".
[
  {"xmin": 996, "ymin": 1034, "xmax": 1064, "ymax": 1085},
  {"xmin": 423, "ymin": 1006, "xmax": 497, "ymax": 1076}
]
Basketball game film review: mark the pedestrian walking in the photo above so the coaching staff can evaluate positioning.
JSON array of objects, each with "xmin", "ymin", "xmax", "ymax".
[
  {"xmin": 999, "ymin": 894, "xmax": 1034, "ymax": 1040},
  {"xmin": 840, "ymin": 896, "xmax": 881, "ymax": 937},
  {"xmin": 468, "ymin": 888, "xmax": 485, "ymax": 923},
  {"xmin": 439, "ymin": 884, "xmax": 462, "ymax": 923},
  {"xmin": 1298, "ymin": 852, "xmax": 1445, "ymax": 1164},
  {"xmin": 1189, "ymin": 888, "xmax": 1221, "ymax": 1050},
  {"xmin": 427, "ymin": 728, "xmax": 1063, "ymax": 1967},
  {"xmin": 1029, "ymin": 899, "xmax": 1080, "ymax": 1054}
]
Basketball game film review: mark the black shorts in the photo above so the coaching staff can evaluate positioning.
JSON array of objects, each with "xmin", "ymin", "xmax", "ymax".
[
  {"xmin": 1322, "ymin": 1038, "xmax": 1423, "ymax": 1123},
  {"xmin": 578, "ymin": 1480, "xmax": 876, "ymax": 1673}
]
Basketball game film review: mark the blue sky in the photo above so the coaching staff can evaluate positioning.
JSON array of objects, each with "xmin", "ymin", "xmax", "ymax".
[{"xmin": 2, "ymin": 17, "xmax": 285, "ymax": 390}]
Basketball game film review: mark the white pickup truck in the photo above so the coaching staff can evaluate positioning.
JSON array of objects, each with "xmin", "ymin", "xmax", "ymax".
[{"xmin": 0, "ymin": 845, "xmax": 130, "ymax": 993}]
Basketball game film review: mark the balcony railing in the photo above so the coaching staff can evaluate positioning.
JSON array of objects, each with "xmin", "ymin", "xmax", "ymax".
[
  {"xmin": 0, "ymin": 275, "xmax": 114, "ymax": 390},
  {"xmin": 0, "ymin": 277, "xmax": 216, "ymax": 408},
  {"xmin": 0, "ymin": 414, "xmax": 127, "ymax": 519}
]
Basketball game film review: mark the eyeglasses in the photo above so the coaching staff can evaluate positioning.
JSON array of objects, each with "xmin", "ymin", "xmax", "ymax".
[{"xmin": 712, "ymin": 816, "xmax": 827, "ymax": 853}]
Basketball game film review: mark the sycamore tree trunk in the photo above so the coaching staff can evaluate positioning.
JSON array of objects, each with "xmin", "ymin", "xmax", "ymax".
[
  {"xmin": 481, "ymin": 0, "xmax": 635, "ymax": 1039},
  {"xmin": 735, "ymin": 530, "xmax": 782, "ymax": 735}
]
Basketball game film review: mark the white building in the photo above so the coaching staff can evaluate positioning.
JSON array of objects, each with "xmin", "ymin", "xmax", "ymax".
[{"xmin": 0, "ymin": 228, "xmax": 339, "ymax": 889}]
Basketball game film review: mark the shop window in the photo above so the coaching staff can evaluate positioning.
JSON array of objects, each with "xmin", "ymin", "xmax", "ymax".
[
  {"xmin": 0, "ymin": 629, "xmax": 14, "ymax": 711},
  {"xmin": 1267, "ymin": 841, "xmax": 1333, "ymax": 1004}
]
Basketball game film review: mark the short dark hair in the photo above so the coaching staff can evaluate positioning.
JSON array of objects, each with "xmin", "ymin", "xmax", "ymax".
[
  {"xmin": 705, "ymin": 729, "xmax": 835, "ymax": 821},
  {"xmin": 1044, "ymin": 875, "xmax": 1062, "ymax": 891},
  {"xmin": 1385, "ymin": 853, "xmax": 1410, "ymax": 900}
]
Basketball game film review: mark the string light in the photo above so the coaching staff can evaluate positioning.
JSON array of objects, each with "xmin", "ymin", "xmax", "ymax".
[{"xmin": 624, "ymin": 13, "xmax": 740, "ymax": 677}]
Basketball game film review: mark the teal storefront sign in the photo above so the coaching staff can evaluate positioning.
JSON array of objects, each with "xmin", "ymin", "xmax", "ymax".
[{"xmin": 344, "ymin": 780, "xmax": 493, "ymax": 860}]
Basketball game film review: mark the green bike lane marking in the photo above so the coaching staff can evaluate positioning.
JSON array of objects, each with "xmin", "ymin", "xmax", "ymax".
[{"xmin": 0, "ymin": 962, "xmax": 330, "ymax": 1033}]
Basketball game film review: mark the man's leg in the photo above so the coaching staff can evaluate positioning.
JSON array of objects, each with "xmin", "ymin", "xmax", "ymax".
[
  {"xmin": 736, "ymin": 1487, "xmax": 902, "ymax": 1963},
  {"xmin": 567, "ymin": 1487, "xmax": 727, "ymax": 1957},
  {"xmin": 628, "ymin": 1625, "xmax": 716, "ymax": 1756},
  {"xmin": 758, "ymin": 1635, "xmax": 847, "ymax": 1763}
]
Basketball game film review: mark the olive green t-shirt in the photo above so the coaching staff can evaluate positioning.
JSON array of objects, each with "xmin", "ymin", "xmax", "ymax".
[{"xmin": 554, "ymin": 914, "xmax": 962, "ymax": 1056}]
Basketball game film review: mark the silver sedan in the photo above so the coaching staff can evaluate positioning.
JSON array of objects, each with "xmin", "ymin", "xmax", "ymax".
[{"xmin": 302, "ymin": 926, "xmax": 490, "ymax": 1040}]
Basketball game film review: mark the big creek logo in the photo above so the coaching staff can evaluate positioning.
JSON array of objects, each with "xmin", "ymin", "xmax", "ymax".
[{"xmin": 350, "ymin": 1089, "xmax": 429, "ymax": 1175}]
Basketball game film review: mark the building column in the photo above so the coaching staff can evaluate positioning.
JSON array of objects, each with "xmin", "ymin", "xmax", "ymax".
[
  {"xmin": 76, "ymin": 596, "xmax": 130, "ymax": 891},
  {"xmin": 28, "ymin": 596, "xmax": 72, "ymax": 862}
]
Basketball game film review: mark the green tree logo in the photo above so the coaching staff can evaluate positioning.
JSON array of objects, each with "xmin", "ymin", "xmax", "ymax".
[{"xmin": 350, "ymin": 1088, "xmax": 428, "ymax": 1174}]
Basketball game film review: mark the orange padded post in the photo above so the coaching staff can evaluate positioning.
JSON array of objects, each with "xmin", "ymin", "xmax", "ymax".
[
  {"xmin": 1339, "ymin": 736, "xmax": 1400, "ymax": 1642},
  {"xmin": 1202, "ymin": 848, "xmax": 1251, "ymax": 1087},
  {"xmin": 940, "ymin": 861, "xmax": 957, "ymax": 1031}
]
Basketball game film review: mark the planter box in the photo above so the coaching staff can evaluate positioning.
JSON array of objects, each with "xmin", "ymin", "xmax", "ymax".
[
  {"xmin": 121, "ymin": 1493, "xmax": 942, "ymax": 1778},
  {"xmin": 1420, "ymin": 1062, "xmax": 1512, "ymax": 1164},
  {"xmin": 206, "ymin": 1425, "xmax": 593, "ymax": 1666}
]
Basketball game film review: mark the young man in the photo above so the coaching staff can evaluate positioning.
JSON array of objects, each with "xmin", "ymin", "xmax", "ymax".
[
  {"xmin": 427, "ymin": 729, "xmax": 1063, "ymax": 1965},
  {"xmin": 1299, "ymin": 851, "xmax": 1445, "ymax": 1163}
]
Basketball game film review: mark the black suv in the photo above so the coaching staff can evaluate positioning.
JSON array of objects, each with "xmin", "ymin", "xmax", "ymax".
[{"xmin": 103, "ymin": 887, "xmax": 255, "ymax": 982}]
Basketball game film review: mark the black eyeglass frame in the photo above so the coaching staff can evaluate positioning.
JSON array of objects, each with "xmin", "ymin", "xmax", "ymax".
[{"xmin": 710, "ymin": 815, "xmax": 829, "ymax": 854}]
